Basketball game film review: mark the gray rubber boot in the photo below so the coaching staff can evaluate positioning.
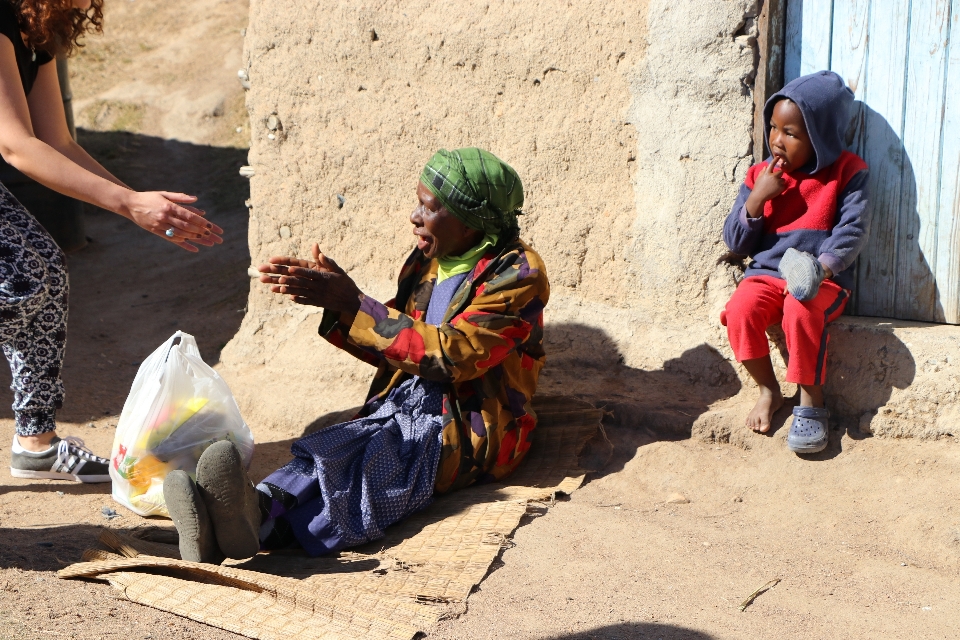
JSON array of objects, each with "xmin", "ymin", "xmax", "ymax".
[
  {"xmin": 195, "ymin": 441, "xmax": 261, "ymax": 559},
  {"xmin": 162, "ymin": 470, "xmax": 225, "ymax": 564},
  {"xmin": 779, "ymin": 248, "xmax": 825, "ymax": 301},
  {"xmin": 786, "ymin": 406, "xmax": 829, "ymax": 454}
]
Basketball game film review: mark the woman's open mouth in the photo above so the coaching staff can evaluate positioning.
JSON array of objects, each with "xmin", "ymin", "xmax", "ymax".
[{"xmin": 414, "ymin": 230, "xmax": 433, "ymax": 252}]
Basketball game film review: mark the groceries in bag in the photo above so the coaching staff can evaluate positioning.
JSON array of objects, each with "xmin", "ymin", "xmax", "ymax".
[{"xmin": 109, "ymin": 331, "xmax": 253, "ymax": 516}]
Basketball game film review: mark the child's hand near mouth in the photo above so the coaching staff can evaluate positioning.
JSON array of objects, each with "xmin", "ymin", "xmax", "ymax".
[{"xmin": 744, "ymin": 158, "xmax": 786, "ymax": 218}]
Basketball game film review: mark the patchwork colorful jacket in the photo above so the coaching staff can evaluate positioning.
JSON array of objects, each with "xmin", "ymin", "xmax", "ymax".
[{"xmin": 319, "ymin": 239, "xmax": 549, "ymax": 493}]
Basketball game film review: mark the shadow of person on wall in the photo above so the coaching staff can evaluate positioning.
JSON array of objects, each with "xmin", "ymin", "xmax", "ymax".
[
  {"xmin": 256, "ymin": 324, "xmax": 744, "ymax": 482},
  {"xmin": 539, "ymin": 323, "xmax": 741, "ymax": 477},
  {"xmin": 824, "ymin": 318, "xmax": 917, "ymax": 432},
  {"xmin": 246, "ymin": 324, "xmax": 742, "ymax": 538},
  {"xmin": 757, "ymin": 318, "xmax": 917, "ymax": 461},
  {"xmin": 715, "ymin": 308, "xmax": 917, "ymax": 461},
  {"xmin": 847, "ymin": 102, "xmax": 943, "ymax": 322}
]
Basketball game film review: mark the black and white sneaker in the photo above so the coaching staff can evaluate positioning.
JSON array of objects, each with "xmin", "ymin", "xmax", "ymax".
[{"xmin": 10, "ymin": 435, "xmax": 111, "ymax": 483}]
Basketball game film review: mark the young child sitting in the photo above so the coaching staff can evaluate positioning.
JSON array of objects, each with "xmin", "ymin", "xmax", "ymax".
[{"xmin": 721, "ymin": 70, "xmax": 869, "ymax": 453}]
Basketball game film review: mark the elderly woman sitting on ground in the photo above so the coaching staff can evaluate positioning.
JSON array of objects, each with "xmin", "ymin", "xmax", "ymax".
[{"xmin": 164, "ymin": 148, "xmax": 550, "ymax": 562}]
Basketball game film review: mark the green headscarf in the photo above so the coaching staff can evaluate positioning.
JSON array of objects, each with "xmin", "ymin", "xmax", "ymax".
[{"xmin": 420, "ymin": 147, "xmax": 524, "ymax": 238}]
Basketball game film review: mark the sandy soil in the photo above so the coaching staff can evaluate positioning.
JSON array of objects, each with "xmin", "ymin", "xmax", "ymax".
[
  {"xmin": 431, "ymin": 418, "xmax": 960, "ymax": 639},
  {"xmin": 2, "ymin": 1, "xmax": 960, "ymax": 639}
]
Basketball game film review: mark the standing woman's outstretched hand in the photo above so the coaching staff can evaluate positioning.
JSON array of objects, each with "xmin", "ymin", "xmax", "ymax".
[
  {"xmin": 0, "ymin": 40, "xmax": 227, "ymax": 252},
  {"xmin": 119, "ymin": 191, "xmax": 224, "ymax": 252}
]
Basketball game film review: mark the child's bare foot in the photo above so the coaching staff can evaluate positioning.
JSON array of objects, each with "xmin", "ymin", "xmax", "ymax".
[
  {"xmin": 740, "ymin": 356, "xmax": 784, "ymax": 433},
  {"xmin": 745, "ymin": 388, "xmax": 784, "ymax": 433}
]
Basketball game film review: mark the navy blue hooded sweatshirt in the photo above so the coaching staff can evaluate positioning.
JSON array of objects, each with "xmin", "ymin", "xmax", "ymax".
[{"xmin": 723, "ymin": 70, "xmax": 870, "ymax": 291}]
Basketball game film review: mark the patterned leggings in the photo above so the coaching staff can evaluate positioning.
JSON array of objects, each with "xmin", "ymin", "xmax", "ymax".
[{"xmin": 0, "ymin": 182, "xmax": 68, "ymax": 436}]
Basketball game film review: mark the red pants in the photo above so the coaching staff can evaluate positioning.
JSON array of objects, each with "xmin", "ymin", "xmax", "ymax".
[{"xmin": 720, "ymin": 275, "xmax": 848, "ymax": 386}]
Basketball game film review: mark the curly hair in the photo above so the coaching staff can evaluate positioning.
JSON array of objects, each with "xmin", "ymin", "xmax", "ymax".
[{"xmin": 13, "ymin": 0, "xmax": 104, "ymax": 57}]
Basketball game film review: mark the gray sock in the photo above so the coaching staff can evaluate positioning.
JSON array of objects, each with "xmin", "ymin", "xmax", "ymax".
[
  {"xmin": 162, "ymin": 470, "xmax": 224, "ymax": 564},
  {"xmin": 196, "ymin": 441, "xmax": 261, "ymax": 560},
  {"xmin": 779, "ymin": 248, "xmax": 825, "ymax": 301}
]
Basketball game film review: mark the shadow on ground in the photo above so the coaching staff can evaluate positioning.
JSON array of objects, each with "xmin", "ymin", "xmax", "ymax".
[
  {"xmin": 0, "ymin": 480, "xmax": 110, "ymax": 499},
  {"xmin": 542, "ymin": 624, "xmax": 715, "ymax": 640},
  {"xmin": 0, "ymin": 129, "xmax": 251, "ymax": 424},
  {"xmin": 0, "ymin": 523, "xmax": 107, "ymax": 571},
  {"xmin": 539, "ymin": 323, "xmax": 741, "ymax": 478}
]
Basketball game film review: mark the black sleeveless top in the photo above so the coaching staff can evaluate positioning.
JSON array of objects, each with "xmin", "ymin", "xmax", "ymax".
[{"xmin": 0, "ymin": 1, "xmax": 53, "ymax": 96}]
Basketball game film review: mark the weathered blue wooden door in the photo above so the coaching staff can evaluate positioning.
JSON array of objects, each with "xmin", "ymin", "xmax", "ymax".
[{"xmin": 784, "ymin": 0, "xmax": 960, "ymax": 324}]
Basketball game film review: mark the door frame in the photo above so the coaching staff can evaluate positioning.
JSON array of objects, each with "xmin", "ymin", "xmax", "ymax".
[{"xmin": 754, "ymin": 0, "xmax": 789, "ymax": 163}]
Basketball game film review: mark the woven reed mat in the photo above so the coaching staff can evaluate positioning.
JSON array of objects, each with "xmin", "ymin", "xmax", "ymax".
[{"xmin": 59, "ymin": 395, "xmax": 603, "ymax": 640}]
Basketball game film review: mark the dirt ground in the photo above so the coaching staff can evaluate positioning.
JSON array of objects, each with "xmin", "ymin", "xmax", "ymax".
[{"xmin": 2, "ymin": 1, "xmax": 960, "ymax": 639}]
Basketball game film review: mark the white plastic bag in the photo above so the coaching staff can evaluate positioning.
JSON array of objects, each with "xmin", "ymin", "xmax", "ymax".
[{"xmin": 109, "ymin": 331, "xmax": 254, "ymax": 517}]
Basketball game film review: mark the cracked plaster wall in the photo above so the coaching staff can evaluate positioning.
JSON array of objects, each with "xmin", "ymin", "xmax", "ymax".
[
  {"xmin": 221, "ymin": 0, "xmax": 955, "ymax": 441},
  {"xmin": 220, "ymin": 0, "xmax": 760, "ymax": 433}
]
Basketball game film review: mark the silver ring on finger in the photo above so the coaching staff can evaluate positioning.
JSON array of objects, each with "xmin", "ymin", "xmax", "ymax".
[{"xmin": 165, "ymin": 228, "xmax": 176, "ymax": 238}]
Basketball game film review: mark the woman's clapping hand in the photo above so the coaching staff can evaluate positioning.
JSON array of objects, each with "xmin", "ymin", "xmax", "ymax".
[{"xmin": 258, "ymin": 243, "xmax": 363, "ymax": 315}]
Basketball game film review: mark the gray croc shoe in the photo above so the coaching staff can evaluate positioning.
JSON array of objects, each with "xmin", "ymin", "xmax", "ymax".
[
  {"xmin": 786, "ymin": 406, "xmax": 829, "ymax": 453},
  {"xmin": 162, "ymin": 470, "xmax": 225, "ymax": 564},
  {"xmin": 196, "ymin": 441, "xmax": 261, "ymax": 560}
]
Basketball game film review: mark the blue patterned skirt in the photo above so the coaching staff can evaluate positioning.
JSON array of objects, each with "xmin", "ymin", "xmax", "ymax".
[{"xmin": 259, "ymin": 376, "xmax": 445, "ymax": 556}]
